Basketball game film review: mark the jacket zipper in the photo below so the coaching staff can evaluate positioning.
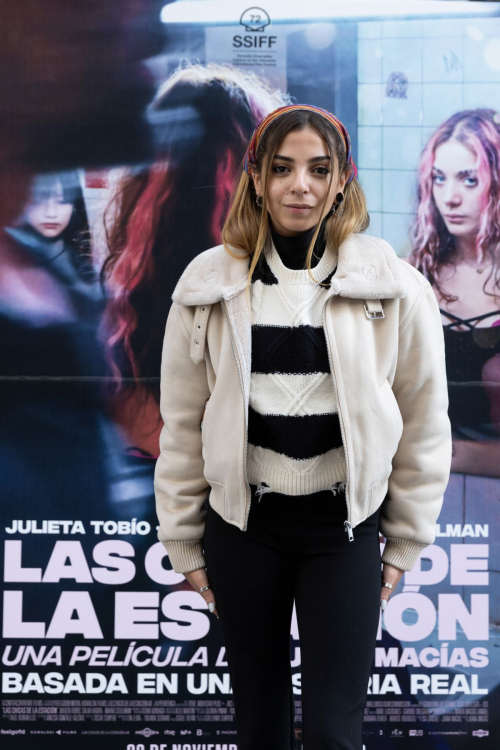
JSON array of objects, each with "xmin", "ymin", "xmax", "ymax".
[
  {"xmin": 220, "ymin": 298, "xmax": 252, "ymax": 530},
  {"xmin": 222, "ymin": 295, "xmax": 353, "ymax": 540},
  {"xmin": 322, "ymin": 296, "xmax": 354, "ymax": 542}
]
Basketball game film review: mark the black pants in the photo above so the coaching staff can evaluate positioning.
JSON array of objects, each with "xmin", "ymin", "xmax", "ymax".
[{"xmin": 203, "ymin": 483, "xmax": 382, "ymax": 750}]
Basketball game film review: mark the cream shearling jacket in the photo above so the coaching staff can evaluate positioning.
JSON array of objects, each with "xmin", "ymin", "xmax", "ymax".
[{"xmin": 154, "ymin": 231, "xmax": 452, "ymax": 574}]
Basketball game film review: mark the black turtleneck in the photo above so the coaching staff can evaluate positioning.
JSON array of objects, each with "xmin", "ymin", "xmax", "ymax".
[{"xmin": 270, "ymin": 219, "xmax": 327, "ymax": 270}]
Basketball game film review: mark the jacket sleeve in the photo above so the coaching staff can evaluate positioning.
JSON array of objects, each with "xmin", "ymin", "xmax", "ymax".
[
  {"xmin": 154, "ymin": 301, "xmax": 211, "ymax": 574},
  {"xmin": 380, "ymin": 282, "xmax": 452, "ymax": 572}
]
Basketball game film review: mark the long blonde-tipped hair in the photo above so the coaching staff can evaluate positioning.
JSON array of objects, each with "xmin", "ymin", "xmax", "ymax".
[{"xmin": 221, "ymin": 108, "xmax": 370, "ymax": 311}]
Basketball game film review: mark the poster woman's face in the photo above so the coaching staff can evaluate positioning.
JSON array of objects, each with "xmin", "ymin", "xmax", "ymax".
[
  {"xmin": 24, "ymin": 180, "xmax": 73, "ymax": 239},
  {"xmin": 252, "ymin": 125, "xmax": 345, "ymax": 236},
  {"xmin": 432, "ymin": 139, "xmax": 484, "ymax": 242}
]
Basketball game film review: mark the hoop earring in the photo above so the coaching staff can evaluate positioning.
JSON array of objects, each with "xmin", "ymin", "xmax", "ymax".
[
  {"xmin": 255, "ymin": 194, "xmax": 263, "ymax": 209},
  {"xmin": 332, "ymin": 191, "xmax": 345, "ymax": 216}
]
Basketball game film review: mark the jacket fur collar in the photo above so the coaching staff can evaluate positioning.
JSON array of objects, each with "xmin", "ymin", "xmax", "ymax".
[{"xmin": 172, "ymin": 231, "xmax": 408, "ymax": 306}]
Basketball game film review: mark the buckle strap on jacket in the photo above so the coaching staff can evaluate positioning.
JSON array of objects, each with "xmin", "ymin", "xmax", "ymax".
[
  {"xmin": 364, "ymin": 299, "xmax": 385, "ymax": 319},
  {"xmin": 189, "ymin": 304, "xmax": 212, "ymax": 364},
  {"xmin": 189, "ymin": 298, "xmax": 383, "ymax": 364}
]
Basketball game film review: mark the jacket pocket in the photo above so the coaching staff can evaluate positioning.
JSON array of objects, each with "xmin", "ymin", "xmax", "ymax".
[
  {"xmin": 382, "ymin": 379, "xmax": 403, "ymax": 444},
  {"xmin": 200, "ymin": 396, "xmax": 210, "ymax": 442},
  {"xmin": 200, "ymin": 396, "xmax": 211, "ymax": 432},
  {"xmin": 207, "ymin": 480, "xmax": 227, "ymax": 518},
  {"xmin": 367, "ymin": 471, "xmax": 391, "ymax": 517},
  {"xmin": 200, "ymin": 396, "xmax": 212, "ymax": 466}
]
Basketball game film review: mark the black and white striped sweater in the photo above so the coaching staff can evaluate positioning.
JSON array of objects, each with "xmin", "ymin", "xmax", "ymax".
[{"xmin": 247, "ymin": 224, "xmax": 348, "ymax": 498}]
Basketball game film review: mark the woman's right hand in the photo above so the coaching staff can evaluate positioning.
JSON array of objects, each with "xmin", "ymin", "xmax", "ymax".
[{"xmin": 184, "ymin": 567, "xmax": 219, "ymax": 618}]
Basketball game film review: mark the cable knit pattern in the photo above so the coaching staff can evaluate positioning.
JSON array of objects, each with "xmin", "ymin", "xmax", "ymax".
[{"xmin": 247, "ymin": 236, "xmax": 347, "ymax": 496}]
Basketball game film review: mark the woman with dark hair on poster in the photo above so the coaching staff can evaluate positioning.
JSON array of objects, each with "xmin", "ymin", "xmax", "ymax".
[
  {"xmin": 6, "ymin": 170, "xmax": 98, "ymax": 289},
  {"xmin": 408, "ymin": 108, "xmax": 500, "ymax": 473},
  {"xmin": 98, "ymin": 62, "xmax": 290, "ymax": 463},
  {"xmin": 0, "ymin": 170, "xmax": 108, "ymax": 521},
  {"xmin": 154, "ymin": 104, "xmax": 453, "ymax": 748}
]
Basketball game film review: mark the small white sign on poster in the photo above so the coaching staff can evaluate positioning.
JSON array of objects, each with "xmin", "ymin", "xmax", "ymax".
[{"xmin": 205, "ymin": 6, "xmax": 287, "ymax": 90}]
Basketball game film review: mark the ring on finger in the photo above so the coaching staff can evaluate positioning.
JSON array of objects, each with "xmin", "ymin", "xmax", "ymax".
[
  {"xmin": 382, "ymin": 581, "xmax": 393, "ymax": 590},
  {"xmin": 199, "ymin": 585, "xmax": 211, "ymax": 594}
]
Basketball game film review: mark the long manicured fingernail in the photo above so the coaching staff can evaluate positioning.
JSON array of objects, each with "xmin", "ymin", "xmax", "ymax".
[
  {"xmin": 208, "ymin": 602, "xmax": 215, "ymax": 613},
  {"xmin": 380, "ymin": 599, "xmax": 387, "ymax": 611}
]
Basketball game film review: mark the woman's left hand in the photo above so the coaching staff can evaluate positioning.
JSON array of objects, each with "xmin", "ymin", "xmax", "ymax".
[{"xmin": 380, "ymin": 563, "xmax": 405, "ymax": 610}]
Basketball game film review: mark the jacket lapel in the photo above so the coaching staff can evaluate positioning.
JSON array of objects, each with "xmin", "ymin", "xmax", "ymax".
[
  {"xmin": 171, "ymin": 232, "xmax": 408, "ymax": 307},
  {"xmin": 173, "ymin": 232, "xmax": 409, "ymax": 425}
]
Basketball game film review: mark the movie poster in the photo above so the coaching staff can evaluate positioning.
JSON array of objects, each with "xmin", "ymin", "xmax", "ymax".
[{"xmin": 1, "ymin": 2, "xmax": 499, "ymax": 748}]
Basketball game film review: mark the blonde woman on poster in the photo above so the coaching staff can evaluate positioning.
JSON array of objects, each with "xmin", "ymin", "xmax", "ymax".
[
  {"xmin": 409, "ymin": 108, "xmax": 500, "ymax": 470},
  {"xmin": 154, "ymin": 104, "xmax": 452, "ymax": 748}
]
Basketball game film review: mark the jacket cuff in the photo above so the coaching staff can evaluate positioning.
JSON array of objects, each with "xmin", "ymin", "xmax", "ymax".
[
  {"xmin": 162, "ymin": 539, "xmax": 206, "ymax": 574},
  {"xmin": 381, "ymin": 536, "xmax": 430, "ymax": 572}
]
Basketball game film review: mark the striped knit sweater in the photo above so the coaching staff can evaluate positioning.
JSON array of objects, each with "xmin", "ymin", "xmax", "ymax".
[{"xmin": 247, "ymin": 224, "xmax": 348, "ymax": 498}]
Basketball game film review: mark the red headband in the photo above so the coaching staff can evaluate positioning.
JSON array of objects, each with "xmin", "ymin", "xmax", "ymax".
[{"xmin": 244, "ymin": 104, "xmax": 357, "ymax": 184}]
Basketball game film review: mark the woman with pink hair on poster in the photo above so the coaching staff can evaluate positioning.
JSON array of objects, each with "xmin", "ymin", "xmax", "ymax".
[{"xmin": 408, "ymin": 108, "xmax": 500, "ymax": 472}]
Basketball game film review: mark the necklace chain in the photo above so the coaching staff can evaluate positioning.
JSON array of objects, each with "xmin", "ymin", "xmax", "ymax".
[{"xmin": 461, "ymin": 257, "xmax": 489, "ymax": 274}]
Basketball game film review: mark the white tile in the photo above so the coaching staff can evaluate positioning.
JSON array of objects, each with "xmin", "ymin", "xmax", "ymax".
[
  {"xmin": 422, "ymin": 84, "xmax": 463, "ymax": 127},
  {"xmin": 358, "ymin": 84, "xmax": 383, "ymax": 126},
  {"xmin": 422, "ymin": 18, "xmax": 465, "ymax": 38},
  {"xmin": 382, "ymin": 171, "xmax": 418, "ymax": 215},
  {"xmin": 382, "ymin": 82, "xmax": 422, "ymax": 127},
  {"xmin": 464, "ymin": 18, "xmax": 500, "ymax": 39},
  {"xmin": 382, "ymin": 213, "xmax": 415, "ymax": 257},
  {"xmin": 358, "ymin": 127, "xmax": 382, "ymax": 169},
  {"xmin": 363, "ymin": 212, "xmax": 382, "ymax": 238},
  {"xmin": 463, "ymin": 82, "xmax": 500, "ymax": 109},
  {"xmin": 381, "ymin": 20, "xmax": 422, "ymax": 39},
  {"xmin": 358, "ymin": 39, "xmax": 383, "ymax": 84},
  {"xmin": 381, "ymin": 38, "xmax": 422, "ymax": 84},
  {"xmin": 382, "ymin": 127, "xmax": 422, "ymax": 171},
  {"xmin": 358, "ymin": 21, "xmax": 381, "ymax": 39},
  {"xmin": 423, "ymin": 36, "xmax": 464, "ymax": 84},
  {"xmin": 464, "ymin": 35, "xmax": 500, "ymax": 83},
  {"xmin": 358, "ymin": 169, "xmax": 382, "ymax": 213},
  {"xmin": 422, "ymin": 127, "xmax": 437, "ymax": 148}
]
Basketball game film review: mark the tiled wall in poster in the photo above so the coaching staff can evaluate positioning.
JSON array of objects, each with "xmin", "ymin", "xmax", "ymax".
[{"xmin": 357, "ymin": 16, "xmax": 500, "ymax": 257}]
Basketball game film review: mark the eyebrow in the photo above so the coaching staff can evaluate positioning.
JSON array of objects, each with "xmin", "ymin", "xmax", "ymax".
[
  {"xmin": 273, "ymin": 154, "xmax": 331, "ymax": 163},
  {"xmin": 432, "ymin": 167, "xmax": 478, "ymax": 178}
]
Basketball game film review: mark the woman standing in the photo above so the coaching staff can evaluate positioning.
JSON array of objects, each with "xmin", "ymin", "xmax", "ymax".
[{"xmin": 154, "ymin": 105, "xmax": 452, "ymax": 749}]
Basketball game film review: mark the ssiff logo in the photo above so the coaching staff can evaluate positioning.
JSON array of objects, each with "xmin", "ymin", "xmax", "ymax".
[{"xmin": 234, "ymin": 7, "xmax": 276, "ymax": 50}]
